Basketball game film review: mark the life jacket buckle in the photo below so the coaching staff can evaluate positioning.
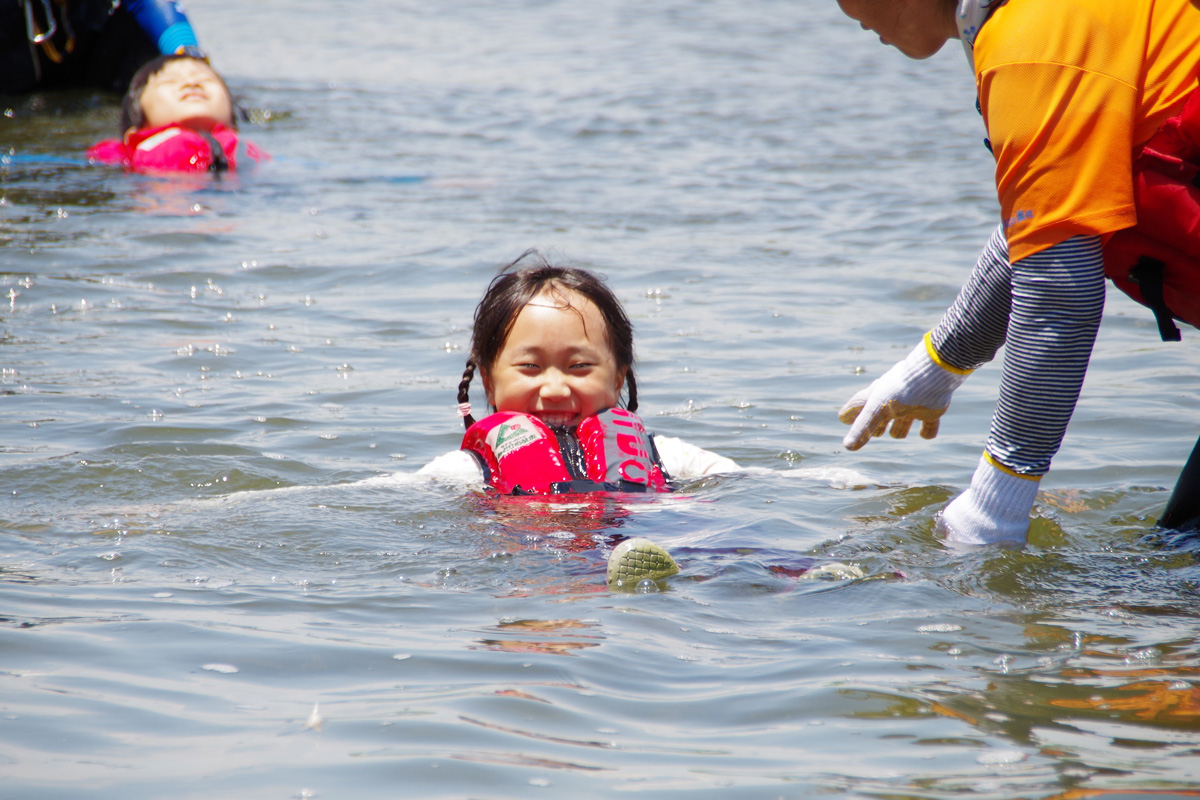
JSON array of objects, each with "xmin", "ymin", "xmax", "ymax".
[
  {"xmin": 197, "ymin": 130, "xmax": 230, "ymax": 173},
  {"xmin": 1129, "ymin": 256, "xmax": 1182, "ymax": 342}
]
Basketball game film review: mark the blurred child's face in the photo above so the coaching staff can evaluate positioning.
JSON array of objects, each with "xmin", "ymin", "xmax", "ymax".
[
  {"xmin": 482, "ymin": 287, "xmax": 626, "ymax": 427},
  {"xmin": 139, "ymin": 59, "xmax": 233, "ymax": 130}
]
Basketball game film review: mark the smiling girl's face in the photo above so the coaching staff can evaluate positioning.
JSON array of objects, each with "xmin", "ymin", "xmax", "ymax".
[{"xmin": 481, "ymin": 286, "xmax": 626, "ymax": 428}]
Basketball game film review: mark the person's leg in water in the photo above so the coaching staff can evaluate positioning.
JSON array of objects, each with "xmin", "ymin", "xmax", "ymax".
[{"xmin": 1160, "ymin": 432, "xmax": 1200, "ymax": 531}]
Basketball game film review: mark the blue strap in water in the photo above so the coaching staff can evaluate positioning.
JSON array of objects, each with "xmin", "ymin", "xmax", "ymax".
[
  {"xmin": 1, "ymin": 154, "xmax": 89, "ymax": 167},
  {"xmin": 4, "ymin": 152, "xmax": 431, "ymax": 185}
]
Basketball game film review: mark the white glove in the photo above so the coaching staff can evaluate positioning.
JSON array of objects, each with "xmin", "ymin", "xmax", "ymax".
[
  {"xmin": 839, "ymin": 334, "xmax": 971, "ymax": 451},
  {"xmin": 937, "ymin": 454, "xmax": 1040, "ymax": 545}
]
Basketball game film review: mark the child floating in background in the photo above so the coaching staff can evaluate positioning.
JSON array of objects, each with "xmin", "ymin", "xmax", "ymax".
[
  {"xmin": 418, "ymin": 250, "xmax": 742, "ymax": 589},
  {"xmin": 88, "ymin": 54, "xmax": 267, "ymax": 175}
]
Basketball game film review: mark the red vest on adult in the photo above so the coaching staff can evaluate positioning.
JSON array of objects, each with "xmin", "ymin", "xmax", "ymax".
[{"xmin": 1103, "ymin": 81, "xmax": 1200, "ymax": 340}]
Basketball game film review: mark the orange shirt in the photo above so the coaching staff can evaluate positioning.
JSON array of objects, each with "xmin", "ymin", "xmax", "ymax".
[{"xmin": 974, "ymin": 0, "xmax": 1200, "ymax": 261}]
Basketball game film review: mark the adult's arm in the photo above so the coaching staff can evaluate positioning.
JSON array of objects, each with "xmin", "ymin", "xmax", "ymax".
[
  {"xmin": 934, "ymin": 232, "xmax": 1106, "ymax": 543},
  {"xmin": 123, "ymin": 0, "xmax": 202, "ymax": 56}
]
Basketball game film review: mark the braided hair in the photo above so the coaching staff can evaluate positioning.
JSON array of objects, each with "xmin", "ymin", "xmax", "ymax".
[{"xmin": 458, "ymin": 249, "xmax": 638, "ymax": 428}]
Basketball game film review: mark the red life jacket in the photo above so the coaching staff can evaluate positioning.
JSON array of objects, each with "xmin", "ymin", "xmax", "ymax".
[
  {"xmin": 461, "ymin": 409, "xmax": 671, "ymax": 496},
  {"xmin": 1103, "ymin": 81, "xmax": 1200, "ymax": 341},
  {"xmin": 87, "ymin": 123, "xmax": 268, "ymax": 175}
]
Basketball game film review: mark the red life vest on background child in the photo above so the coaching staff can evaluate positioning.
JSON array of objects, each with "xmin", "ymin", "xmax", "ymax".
[
  {"xmin": 1103, "ymin": 80, "xmax": 1200, "ymax": 341},
  {"xmin": 461, "ymin": 409, "xmax": 671, "ymax": 496},
  {"xmin": 87, "ymin": 123, "xmax": 268, "ymax": 175}
]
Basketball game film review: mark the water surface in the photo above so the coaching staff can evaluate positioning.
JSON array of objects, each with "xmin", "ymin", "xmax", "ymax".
[{"xmin": 3, "ymin": 1, "xmax": 1200, "ymax": 797}]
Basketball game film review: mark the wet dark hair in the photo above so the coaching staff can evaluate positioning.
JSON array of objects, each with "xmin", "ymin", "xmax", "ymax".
[
  {"xmin": 119, "ymin": 54, "xmax": 237, "ymax": 135},
  {"xmin": 457, "ymin": 249, "xmax": 638, "ymax": 428}
]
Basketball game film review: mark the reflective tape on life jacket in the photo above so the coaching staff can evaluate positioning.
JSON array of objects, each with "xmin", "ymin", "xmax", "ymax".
[
  {"xmin": 461, "ymin": 409, "xmax": 670, "ymax": 496},
  {"xmin": 1103, "ymin": 79, "xmax": 1200, "ymax": 341}
]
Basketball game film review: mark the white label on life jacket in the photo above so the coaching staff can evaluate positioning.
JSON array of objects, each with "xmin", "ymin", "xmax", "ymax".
[{"xmin": 489, "ymin": 416, "xmax": 542, "ymax": 461}]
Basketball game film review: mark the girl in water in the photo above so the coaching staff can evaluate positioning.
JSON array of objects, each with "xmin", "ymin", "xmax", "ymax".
[
  {"xmin": 418, "ymin": 250, "xmax": 742, "ymax": 589},
  {"xmin": 88, "ymin": 53, "xmax": 267, "ymax": 175}
]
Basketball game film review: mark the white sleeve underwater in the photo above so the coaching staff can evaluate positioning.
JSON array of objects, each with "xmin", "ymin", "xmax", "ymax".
[
  {"xmin": 416, "ymin": 449, "xmax": 485, "ymax": 484},
  {"xmin": 653, "ymin": 436, "xmax": 742, "ymax": 480}
]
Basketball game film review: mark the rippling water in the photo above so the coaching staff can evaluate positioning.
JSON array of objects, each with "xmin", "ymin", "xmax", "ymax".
[{"xmin": 3, "ymin": 1, "xmax": 1200, "ymax": 797}]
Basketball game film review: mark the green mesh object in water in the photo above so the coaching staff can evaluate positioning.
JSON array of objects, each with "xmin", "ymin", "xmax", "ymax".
[{"xmin": 607, "ymin": 537, "xmax": 680, "ymax": 590}]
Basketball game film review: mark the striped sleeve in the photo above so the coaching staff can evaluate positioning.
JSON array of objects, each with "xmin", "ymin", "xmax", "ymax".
[
  {"xmin": 989, "ymin": 235, "xmax": 1105, "ymax": 474},
  {"xmin": 931, "ymin": 229, "xmax": 1106, "ymax": 476},
  {"xmin": 930, "ymin": 224, "xmax": 1013, "ymax": 371}
]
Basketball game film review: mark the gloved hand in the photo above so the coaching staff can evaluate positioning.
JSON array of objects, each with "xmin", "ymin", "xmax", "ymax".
[
  {"xmin": 839, "ymin": 334, "xmax": 971, "ymax": 451},
  {"xmin": 937, "ymin": 454, "xmax": 1040, "ymax": 545}
]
